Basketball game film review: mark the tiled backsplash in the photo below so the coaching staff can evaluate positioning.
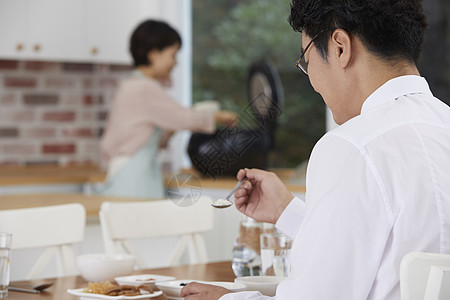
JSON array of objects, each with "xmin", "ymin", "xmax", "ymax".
[{"xmin": 0, "ymin": 60, "xmax": 132, "ymax": 166}]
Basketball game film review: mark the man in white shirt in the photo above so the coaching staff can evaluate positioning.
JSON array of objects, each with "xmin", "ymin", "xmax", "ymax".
[{"xmin": 181, "ymin": 0, "xmax": 450, "ymax": 299}]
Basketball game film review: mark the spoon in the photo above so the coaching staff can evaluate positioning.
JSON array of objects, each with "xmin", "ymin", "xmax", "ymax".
[
  {"xmin": 211, "ymin": 177, "xmax": 247, "ymax": 209},
  {"xmin": 9, "ymin": 282, "xmax": 53, "ymax": 294}
]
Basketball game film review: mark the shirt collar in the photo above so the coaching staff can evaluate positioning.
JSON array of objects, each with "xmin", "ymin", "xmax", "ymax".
[{"xmin": 361, "ymin": 75, "xmax": 433, "ymax": 113}]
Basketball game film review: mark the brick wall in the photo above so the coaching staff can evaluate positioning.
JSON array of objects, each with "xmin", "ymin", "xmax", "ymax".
[{"xmin": 0, "ymin": 60, "xmax": 132, "ymax": 166}]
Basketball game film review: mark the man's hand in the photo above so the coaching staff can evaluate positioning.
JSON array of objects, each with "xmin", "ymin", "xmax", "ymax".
[
  {"xmin": 234, "ymin": 168, "xmax": 294, "ymax": 224},
  {"xmin": 180, "ymin": 282, "xmax": 233, "ymax": 300}
]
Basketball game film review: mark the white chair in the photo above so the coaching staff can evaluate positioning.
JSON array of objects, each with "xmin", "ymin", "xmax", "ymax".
[
  {"xmin": 0, "ymin": 203, "xmax": 86, "ymax": 280},
  {"xmin": 99, "ymin": 196, "xmax": 213, "ymax": 269},
  {"xmin": 400, "ymin": 252, "xmax": 450, "ymax": 300}
]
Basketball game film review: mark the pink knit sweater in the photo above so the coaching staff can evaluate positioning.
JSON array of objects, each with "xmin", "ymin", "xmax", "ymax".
[{"xmin": 100, "ymin": 76, "xmax": 215, "ymax": 161}]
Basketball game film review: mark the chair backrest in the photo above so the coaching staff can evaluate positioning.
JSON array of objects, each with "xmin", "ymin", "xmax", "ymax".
[
  {"xmin": 400, "ymin": 252, "xmax": 450, "ymax": 300},
  {"xmin": 0, "ymin": 203, "xmax": 86, "ymax": 280},
  {"xmin": 424, "ymin": 265, "xmax": 450, "ymax": 300},
  {"xmin": 99, "ymin": 197, "xmax": 213, "ymax": 268}
]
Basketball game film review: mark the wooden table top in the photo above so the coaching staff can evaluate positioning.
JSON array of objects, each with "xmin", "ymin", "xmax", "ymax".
[{"xmin": 7, "ymin": 261, "xmax": 235, "ymax": 300}]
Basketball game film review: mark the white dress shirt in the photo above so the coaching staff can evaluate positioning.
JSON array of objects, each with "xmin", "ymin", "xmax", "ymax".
[{"xmin": 221, "ymin": 76, "xmax": 450, "ymax": 300}]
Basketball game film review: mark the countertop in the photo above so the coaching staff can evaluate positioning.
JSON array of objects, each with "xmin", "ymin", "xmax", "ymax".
[
  {"xmin": 0, "ymin": 163, "xmax": 104, "ymax": 186},
  {"xmin": 0, "ymin": 164, "xmax": 306, "ymax": 193}
]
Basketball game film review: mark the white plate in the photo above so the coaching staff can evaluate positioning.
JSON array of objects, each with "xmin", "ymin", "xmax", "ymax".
[
  {"xmin": 67, "ymin": 288, "xmax": 162, "ymax": 299},
  {"xmin": 155, "ymin": 279, "xmax": 246, "ymax": 297},
  {"xmin": 115, "ymin": 274, "xmax": 176, "ymax": 286}
]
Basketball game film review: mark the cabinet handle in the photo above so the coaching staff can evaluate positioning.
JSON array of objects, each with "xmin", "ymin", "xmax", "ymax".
[
  {"xmin": 16, "ymin": 43, "xmax": 24, "ymax": 51},
  {"xmin": 33, "ymin": 44, "xmax": 41, "ymax": 52},
  {"xmin": 91, "ymin": 47, "xmax": 98, "ymax": 55}
]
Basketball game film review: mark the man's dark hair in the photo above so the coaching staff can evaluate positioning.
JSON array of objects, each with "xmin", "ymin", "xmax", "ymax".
[
  {"xmin": 288, "ymin": 0, "xmax": 428, "ymax": 63},
  {"xmin": 130, "ymin": 20, "xmax": 182, "ymax": 67}
]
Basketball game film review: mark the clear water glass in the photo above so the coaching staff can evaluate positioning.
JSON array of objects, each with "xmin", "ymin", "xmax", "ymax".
[
  {"xmin": 0, "ymin": 233, "xmax": 12, "ymax": 299},
  {"xmin": 232, "ymin": 219, "xmax": 262, "ymax": 277},
  {"xmin": 260, "ymin": 232, "xmax": 292, "ymax": 277}
]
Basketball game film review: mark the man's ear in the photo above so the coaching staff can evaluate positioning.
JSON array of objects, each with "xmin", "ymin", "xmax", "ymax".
[{"xmin": 330, "ymin": 29, "xmax": 352, "ymax": 69}]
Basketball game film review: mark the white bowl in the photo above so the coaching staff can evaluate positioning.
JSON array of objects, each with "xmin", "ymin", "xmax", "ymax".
[
  {"xmin": 156, "ymin": 280, "xmax": 246, "ymax": 298},
  {"xmin": 234, "ymin": 276, "xmax": 285, "ymax": 296},
  {"xmin": 77, "ymin": 253, "xmax": 135, "ymax": 282}
]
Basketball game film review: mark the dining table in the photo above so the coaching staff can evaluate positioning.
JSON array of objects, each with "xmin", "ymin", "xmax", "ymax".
[{"xmin": 7, "ymin": 261, "xmax": 236, "ymax": 299}]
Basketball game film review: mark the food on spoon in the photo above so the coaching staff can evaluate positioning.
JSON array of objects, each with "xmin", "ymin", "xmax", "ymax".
[
  {"xmin": 213, "ymin": 198, "xmax": 232, "ymax": 207},
  {"xmin": 83, "ymin": 281, "xmax": 154, "ymax": 296}
]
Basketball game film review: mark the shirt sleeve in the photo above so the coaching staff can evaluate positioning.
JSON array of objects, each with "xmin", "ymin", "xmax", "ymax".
[
  {"xmin": 136, "ymin": 80, "xmax": 215, "ymax": 133},
  {"xmin": 219, "ymin": 291, "xmax": 271, "ymax": 300},
  {"xmin": 275, "ymin": 197, "xmax": 307, "ymax": 240},
  {"xmin": 274, "ymin": 134, "xmax": 392, "ymax": 299},
  {"xmin": 100, "ymin": 78, "xmax": 216, "ymax": 160}
]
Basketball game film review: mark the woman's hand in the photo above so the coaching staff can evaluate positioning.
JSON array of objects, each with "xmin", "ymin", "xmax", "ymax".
[
  {"xmin": 214, "ymin": 110, "xmax": 238, "ymax": 127},
  {"xmin": 234, "ymin": 168, "xmax": 294, "ymax": 224},
  {"xmin": 180, "ymin": 282, "xmax": 233, "ymax": 300}
]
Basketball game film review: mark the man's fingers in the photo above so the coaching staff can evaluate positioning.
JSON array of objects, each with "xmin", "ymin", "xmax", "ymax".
[
  {"xmin": 180, "ymin": 282, "xmax": 204, "ymax": 296},
  {"xmin": 237, "ymin": 169, "xmax": 246, "ymax": 180},
  {"xmin": 235, "ymin": 181, "xmax": 252, "ymax": 196},
  {"xmin": 180, "ymin": 282, "xmax": 232, "ymax": 300}
]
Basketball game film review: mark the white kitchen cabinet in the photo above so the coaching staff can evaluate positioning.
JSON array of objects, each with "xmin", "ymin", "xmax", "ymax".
[
  {"xmin": 85, "ymin": 0, "xmax": 139, "ymax": 64},
  {"xmin": 0, "ymin": 0, "xmax": 28, "ymax": 59},
  {"xmin": 0, "ymin": 0, "xmax": 85, "ymax": 62},
  {"xmin": 28, "ymin": 0, "xmax": 85, "ymax": 61},
  {"xmin": 0, "ymin": 0, "xmax": 187, "ymax": 64},
  {"xmin": 85, "ymin": 0, "xmax": 162, "ymax": 64}
]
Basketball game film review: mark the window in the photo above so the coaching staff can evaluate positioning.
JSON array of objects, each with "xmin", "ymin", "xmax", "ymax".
[{"xmin": 192, "ymin": 0, "xmax": 325, "ymax": 169}]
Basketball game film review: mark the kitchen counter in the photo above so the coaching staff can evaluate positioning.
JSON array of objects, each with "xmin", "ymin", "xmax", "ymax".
[
  {"xmin": 0, "ymin": 163, "xmax": 104, "ymax": 186},
  {"xmin": 0, "ymin": 164, "xmax": 306, "ymax": 193}
]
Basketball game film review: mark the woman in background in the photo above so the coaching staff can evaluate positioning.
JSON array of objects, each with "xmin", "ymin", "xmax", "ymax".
[{"xmin": 100, "ymin": 20, "xmax": 237, "ymax": 198}]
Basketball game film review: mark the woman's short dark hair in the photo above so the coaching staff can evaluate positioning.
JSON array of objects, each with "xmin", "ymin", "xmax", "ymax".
[
  {"xmin": 130, "ymin": 20, "xmax": 182, "ymax": 67},
  {"xmin": 288, "ymin": 0, "xmax": 428, "ymax": 63}
]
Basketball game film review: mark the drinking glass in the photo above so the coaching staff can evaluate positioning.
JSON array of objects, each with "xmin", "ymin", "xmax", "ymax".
[
  {"xmin": 0, "ymin": 233, "xmax": 12, "ymax": 299},
  {"xmin": 260, "ymin": 232, "xmax": 292, "ymax": 277},
  {"xmin": 232, "ymin": 219, "xmax": 263, "ymax": 277}
]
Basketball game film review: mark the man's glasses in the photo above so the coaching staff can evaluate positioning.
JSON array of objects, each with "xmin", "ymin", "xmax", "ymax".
[{"xmin": 295, "ymin": 31, "xmax": 324, "ymax": 76}]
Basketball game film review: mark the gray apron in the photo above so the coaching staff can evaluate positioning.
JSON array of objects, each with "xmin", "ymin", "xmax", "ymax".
[{"xmin": 101, "ymin": 127, "xmax": 165, "ymax": 199}]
